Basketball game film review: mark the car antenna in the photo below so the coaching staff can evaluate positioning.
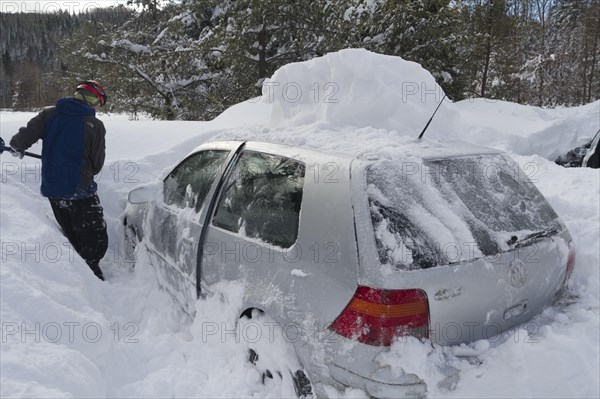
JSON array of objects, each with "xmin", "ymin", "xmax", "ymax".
[
  {"xmin": 417, "ymin": 50, "xmax": 475, "ymax": 141},
  {"xmin": 417, "ymin": 93, "xmax": 446, "ymax": 140}
]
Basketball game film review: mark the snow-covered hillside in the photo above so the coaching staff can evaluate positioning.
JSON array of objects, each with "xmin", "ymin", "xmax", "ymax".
[{"xmin": 1, "ymin": 49, "xmax": 598, "ymax": 398}]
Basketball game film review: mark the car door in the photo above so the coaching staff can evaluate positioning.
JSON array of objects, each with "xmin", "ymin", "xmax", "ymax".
[
  {"xmin": 145, "ymin": 142, "xmax": 242, "ymax": 313},
  {"xmin": 198, "ymin": 144, "xmax": 360, "ymax": 332},
  {"xmin": 200, "ymin": 147, "xmax": 306, "ymax": 296}
]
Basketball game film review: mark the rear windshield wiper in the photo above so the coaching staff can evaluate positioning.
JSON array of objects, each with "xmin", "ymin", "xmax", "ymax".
[{"xmin": 506, "ymin": 226, "xmax": 560, "ymax": 247}]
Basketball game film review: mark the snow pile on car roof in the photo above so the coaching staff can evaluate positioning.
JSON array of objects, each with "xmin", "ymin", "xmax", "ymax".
[
  {"xmin": 213, "ymin": 49, "xmax": 476, "ymax": 158},
  {"xmin": 264, "ymin": 48, "xmax": 454, "ymax": 135}
]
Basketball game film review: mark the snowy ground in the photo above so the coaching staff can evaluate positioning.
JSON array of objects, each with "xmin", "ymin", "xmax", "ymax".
[{"xmin": 1, "ymin": 49, "xmax": 599, "ymax": 398}]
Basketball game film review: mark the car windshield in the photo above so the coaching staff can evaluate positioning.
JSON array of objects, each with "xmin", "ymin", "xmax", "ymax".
[{"xmin": 367, "ymin": 154, "xmax": 560, "ymax": 270}]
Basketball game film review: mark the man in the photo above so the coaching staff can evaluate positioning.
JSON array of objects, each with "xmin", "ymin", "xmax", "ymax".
[{"xmin": 10, "ymin": 81, "xmax": 108, "ymax": 280}]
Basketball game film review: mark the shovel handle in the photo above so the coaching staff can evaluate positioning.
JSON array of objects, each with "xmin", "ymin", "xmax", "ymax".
[
  {"xmin": 4, "ymin": 147, "xmax": 42, "ymax": 159},
  {"xmin": 22, "ymin": 150, "xmax": 42, "ymax": 159}
]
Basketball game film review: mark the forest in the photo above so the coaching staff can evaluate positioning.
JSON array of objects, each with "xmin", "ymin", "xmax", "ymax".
[{"xmin": 1, "ymin": 0, "xmax": 598, "ymax": 120}]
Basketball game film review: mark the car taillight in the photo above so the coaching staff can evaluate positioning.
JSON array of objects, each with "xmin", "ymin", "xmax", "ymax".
[
  {"xmin": 565, "ymin": 241, "xmax": 576, "ymax": 284},
  {"xmin": 330, "ymin": 286, "xmax": 429, "ymax": 346}
]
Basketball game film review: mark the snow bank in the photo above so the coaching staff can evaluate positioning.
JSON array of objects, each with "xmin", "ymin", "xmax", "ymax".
[
  {"xmin": 455, "ymin": 99, "xmax": 600, "ymax": 160},
  {"xmin": 1, "ymin": 49, "xmax": 598, "ymax": 398}
]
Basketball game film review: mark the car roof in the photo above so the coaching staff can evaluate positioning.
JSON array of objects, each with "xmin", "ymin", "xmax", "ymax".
[{"xmin": 191, "ymin": 138, "xmax": 503, "ymax": 162}]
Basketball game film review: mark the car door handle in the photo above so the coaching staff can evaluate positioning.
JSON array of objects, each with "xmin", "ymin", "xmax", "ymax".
[{"xmin": 504, "ymin": 300, "xmax": 528, "ymax": 320}]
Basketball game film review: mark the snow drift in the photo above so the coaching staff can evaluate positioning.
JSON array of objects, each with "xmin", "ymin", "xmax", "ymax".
[
  {"xmin": 1, "ymin": 49, "xmax": 598, "ymax": 398},
  {"xmin": 455, "ymin": 99, "xmax": 600, "ymax": 160}
]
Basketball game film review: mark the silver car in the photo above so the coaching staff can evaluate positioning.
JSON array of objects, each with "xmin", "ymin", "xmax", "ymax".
[{"xmin": 124, "ymin": 140, "xmax": 575, "ymax": 398}]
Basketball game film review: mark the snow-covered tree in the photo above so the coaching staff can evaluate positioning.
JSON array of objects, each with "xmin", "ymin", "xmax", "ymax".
[
  {"xmin": 348, "ymin": 0, "xmax": 468, "ymax": 100},
  {"xmin": 6, "ymin": 0, "xmax": 596, "ymax": 115},
  {"xmin": 207, "ymin": 0, "xmax": 336, "ymax": 100},
  {"xmin": 541, "ymin": 0, "xmax": 600, "ymax": 105},
  {"xmin": 66, "ymin": 2, "xmax": 222, "ymax": 119}
]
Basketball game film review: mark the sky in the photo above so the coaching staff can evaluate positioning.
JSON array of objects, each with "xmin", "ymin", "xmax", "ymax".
[{"xmin": 1, "ymin": 0, "xmax": 128, "ymax": 14}]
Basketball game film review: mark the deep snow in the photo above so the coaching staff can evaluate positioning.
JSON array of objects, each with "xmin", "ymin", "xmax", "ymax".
[{"xmin": 1, "ymin": 49, "xmax": 599, "ymax": 398}]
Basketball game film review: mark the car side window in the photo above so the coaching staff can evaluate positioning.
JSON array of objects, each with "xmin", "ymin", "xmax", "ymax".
[
  {"xmin": 212, "ymin": 150, "xmax": 305, "ymax": 248},
  {"xmin": 164, "ymin": 150, "xmax": 229, "ymax": 212}
]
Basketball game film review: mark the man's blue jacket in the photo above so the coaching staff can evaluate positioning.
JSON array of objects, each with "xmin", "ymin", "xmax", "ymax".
[{"xmin": 10, "ymin": 98, "xmax": 106, "ymax": 199}]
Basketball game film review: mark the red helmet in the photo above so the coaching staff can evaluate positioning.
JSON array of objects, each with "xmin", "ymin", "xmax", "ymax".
[{"xmin": 76, "ymin": 80, "xmax": 107, "ymax": 106}]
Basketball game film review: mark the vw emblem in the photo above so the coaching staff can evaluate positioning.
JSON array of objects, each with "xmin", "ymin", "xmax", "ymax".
[{"xmin": 508, "ymin": 259, "xmax": 527, "ymax": 288}]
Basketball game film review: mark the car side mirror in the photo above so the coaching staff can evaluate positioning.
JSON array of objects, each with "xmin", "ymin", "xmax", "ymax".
[{"xmin": 128, "ymin": 182, "xmax": 163, "ymax": 204}]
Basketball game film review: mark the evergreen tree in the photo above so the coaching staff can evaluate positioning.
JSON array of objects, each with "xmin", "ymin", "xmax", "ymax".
[
  {"xmin": 209, "ymin": 0, "xmax": 334, "ymax": 100},
  {"xmin": 64, "ymin": 3, "xmax": 213, "ymax": 119},
  {"xmin": 2, "ymin": 50, "xmax": 13, "ymax": 77},
  {"xmin": 550, "ymin": 0, "xmax": 600, "ymax": 105},
  {"xmin": 2, "ymin": 0, "xmax": 597, "ymax": 115},
  {"xmin": 358, "ymin": 0, "xmax": 468, "ymax": 100}
]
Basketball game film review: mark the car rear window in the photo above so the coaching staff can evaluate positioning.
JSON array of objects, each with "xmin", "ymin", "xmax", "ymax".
[
  {"xmin": 212, "ymin": 150, "xmax": 305, "ymax": 248},
  {"xmin": 367, "ymin": 154, "xmax": 559, "ymax": 270}
]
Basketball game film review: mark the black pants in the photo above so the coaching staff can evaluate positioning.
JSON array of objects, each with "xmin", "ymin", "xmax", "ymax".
[{"xmin": 49, "ymin": 194, "xmax": 108, "ymax": 280}]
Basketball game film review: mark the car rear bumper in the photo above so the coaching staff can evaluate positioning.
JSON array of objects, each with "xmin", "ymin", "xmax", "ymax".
[
  {"xmin": 326, "ymin": 336, "xmax": 427, "ymax": 398},
  {"xmin": 329, "ymin": 363, "xmax": 426, "ymax": 398}
]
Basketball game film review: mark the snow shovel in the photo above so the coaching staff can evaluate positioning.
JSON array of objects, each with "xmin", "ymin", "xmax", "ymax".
[{"xmin": 0, "ymin": 137, "xmax": 41, "ymax": 159}]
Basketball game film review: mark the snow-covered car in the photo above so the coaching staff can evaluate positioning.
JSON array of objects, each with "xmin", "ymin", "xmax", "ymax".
[
  {"xmin": 555, "ymin": 129, "xmax": 600, "ymax": 168},
  {"xmin": 123, "ymin": 140, "xmax": 575, "ymax": 398}
]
